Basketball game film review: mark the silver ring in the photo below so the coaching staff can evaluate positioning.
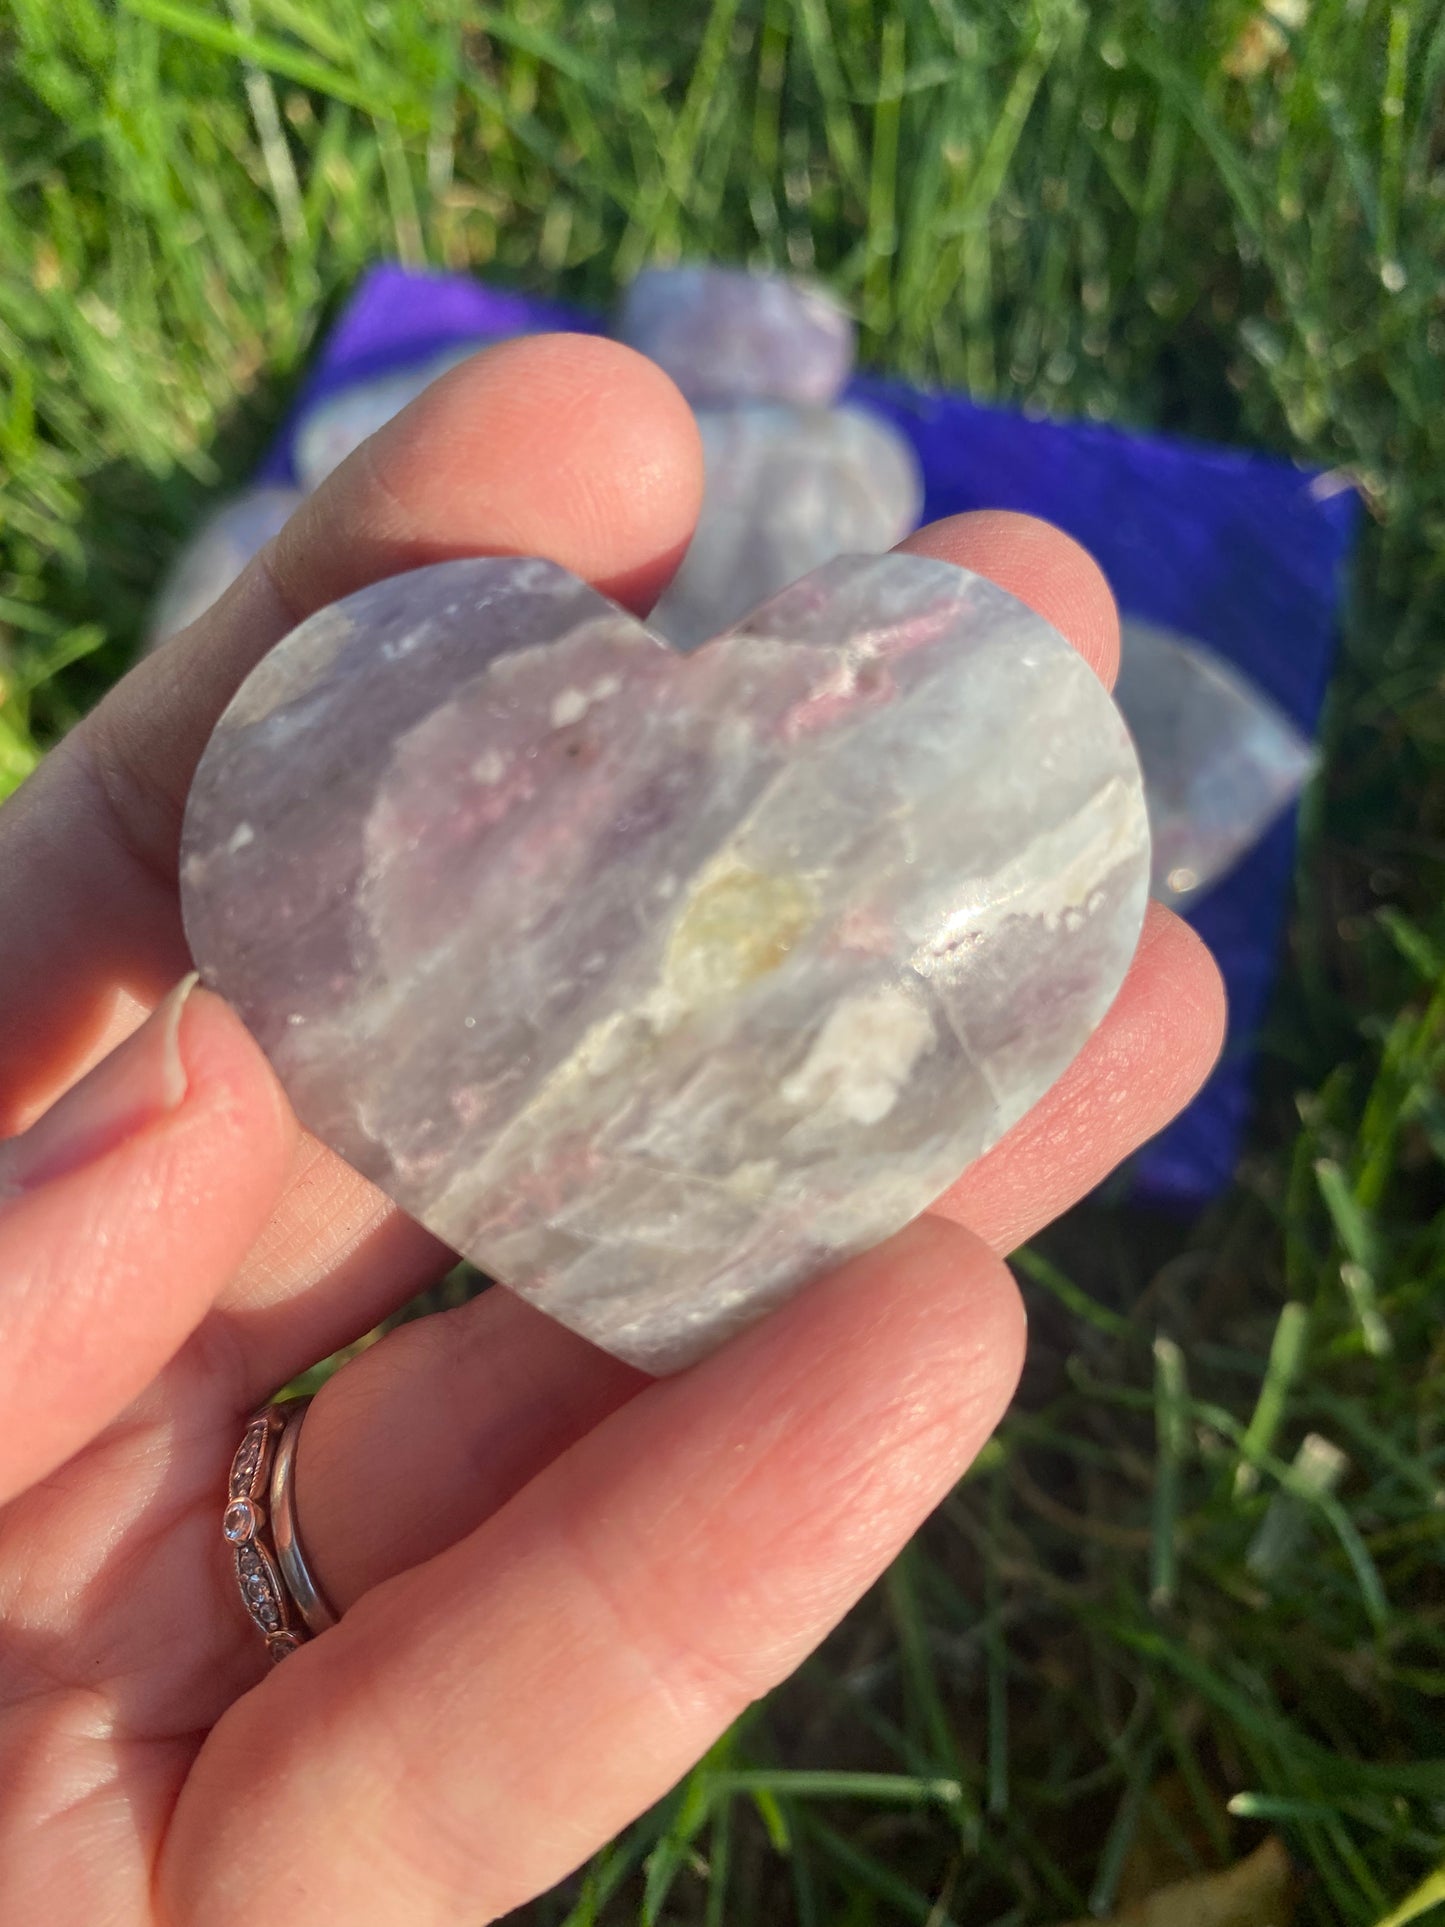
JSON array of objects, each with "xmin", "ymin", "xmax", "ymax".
[{"xmin": 270, "ymin": 1398, "xmax": 339, "ymax": 1635}]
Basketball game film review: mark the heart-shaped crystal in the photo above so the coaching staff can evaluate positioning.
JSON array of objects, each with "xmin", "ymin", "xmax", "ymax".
[{"xmin": 181, "ymin": 553, "xmax": 1150, "ymax": 1371}]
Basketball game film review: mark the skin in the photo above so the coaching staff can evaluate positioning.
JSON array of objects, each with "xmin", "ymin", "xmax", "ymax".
[{"xmin": 0, "ymin": 335, "xmax": 1226, "ymax": 1924}]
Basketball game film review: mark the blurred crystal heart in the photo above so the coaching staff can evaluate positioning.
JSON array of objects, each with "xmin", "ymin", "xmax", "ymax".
[
  {"xmin": 618, "ymin": 265, "xmax": 855, "ymax": 406},
  {"xmin": 146, "ymin": 486, "xmax": 305, "ymax": 651},
  {"xmin": 650, "ymin": 403, "xmax": 924, "ymax": 649},
  {"xmin": 1116, "ymin": 619, "xmax": 1315, "ymax": 907},
  {"xmin": 181, "ymin": 553, "xmax": 1150, "ymax": 1371}
]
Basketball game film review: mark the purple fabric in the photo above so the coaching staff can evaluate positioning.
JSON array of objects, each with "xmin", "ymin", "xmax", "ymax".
[{"xmin": 261, "ymin": 265, "xmax": 1360, "ymax": 1208}]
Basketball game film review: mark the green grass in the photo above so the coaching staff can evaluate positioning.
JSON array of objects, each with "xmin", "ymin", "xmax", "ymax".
[{"xmin": 4, "ymin": 2, "xmax": 1445, "ymax": 1921}]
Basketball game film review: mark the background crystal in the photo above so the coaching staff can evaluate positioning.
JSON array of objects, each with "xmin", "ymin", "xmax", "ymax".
[
  {"xmin": 617, "ymin": 265, "xmax": 855, "ymax": 407},
  {"xmin": 182, "ymin": 553, "xmax": 1150, "ymax": 1373},
  {"xmin": 1116, "ymin": 618, "xmax": 1316, "ymax": 907},
  {"xmin": 650, "ymin": 403, "xmax": 924, "ymax": 649},
  {"xmin": 146, "ymin": 486, "xmax": 304, "ymax": 650}
]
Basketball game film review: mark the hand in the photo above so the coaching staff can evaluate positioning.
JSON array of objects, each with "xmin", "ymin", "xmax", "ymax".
[{"xmin": 0, "ymin": 336, "xmax": 1225, "ymax": 1924}]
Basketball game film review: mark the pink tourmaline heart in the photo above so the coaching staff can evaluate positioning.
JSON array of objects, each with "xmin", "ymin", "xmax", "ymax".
[{"xmin": 181, "ymin": 552, "xmax": 1149, "ymax": 1371}]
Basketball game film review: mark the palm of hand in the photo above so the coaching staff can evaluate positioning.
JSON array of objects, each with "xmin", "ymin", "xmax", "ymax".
[{"xmin": 0, "ymin": 337, "xmax": 1224, "ymax": 1925}]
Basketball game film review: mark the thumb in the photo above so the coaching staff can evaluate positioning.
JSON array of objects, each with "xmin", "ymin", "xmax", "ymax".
[{"xmin": 0, "ymin": 979, "xmax": 296, "ymax": 1501}]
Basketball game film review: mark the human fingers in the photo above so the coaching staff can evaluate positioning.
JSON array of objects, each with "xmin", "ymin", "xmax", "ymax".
[
  {"xmin": 0, "ymin": 984, "xmax": 295, "ymax": 1501},
  {"xmin": 900, "ymin": 508, "xmax": 1122, "ymax": 688},
  {"xmin": 279, "ymin": 901, "xmax": 1220, "ymax": 1608},
  {"xmin": 287, "ymin": 987, "xmax": 1216, "ymax": 1635},
  {"xmin": 933, "ymin": 899, "xmax": 1224, "ymax": 1245},
  {"xmin": 296, "ymin": 1292, "xmax": 645, "ymax": 1608},
  {"xmin": 892, "ymin": 511, "xmax": 1227, "ymax": 1230},
  {"xmin": 0, "ymin": 338, "xmax": 704, "ymax": 1415},
  {"xmin": 0, "ymin": 334, "xmax": 704, "ymax": 1131},
  {"xmin": 100, "ymin": 335, "xmax": 706, "ymax": 876},
  {"xmin": 162, "ymin": 1218, "xmax": 1024, "ymax": 1926}
]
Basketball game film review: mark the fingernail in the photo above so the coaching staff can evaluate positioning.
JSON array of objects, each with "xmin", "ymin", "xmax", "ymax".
[{"xmin": 0, "ymin": 973, "xmax": 199, "ymax": 1195}]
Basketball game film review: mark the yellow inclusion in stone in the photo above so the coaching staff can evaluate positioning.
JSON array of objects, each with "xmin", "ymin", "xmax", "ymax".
[{"xmin": 662, "ymin": 862, "xmax": 815, "ymax": 1011}]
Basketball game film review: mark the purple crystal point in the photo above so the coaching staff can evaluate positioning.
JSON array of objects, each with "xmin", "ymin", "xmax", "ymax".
[
  {"xmin": 618, "ymin": 266, "xmax": 855, "ymax": 407},
  {"xmin": 182, "ymin": 554, "xmax": 1149, "ymax": 1372},
  {"xmin": 1116, "ymin": 619, "xmax": 1316, "ymax": 907}
]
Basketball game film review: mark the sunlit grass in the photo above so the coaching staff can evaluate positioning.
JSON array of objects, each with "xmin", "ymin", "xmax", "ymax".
[{"xmin": 4, "ymin": 2, "xmax": 1444, "ymax": 1920}]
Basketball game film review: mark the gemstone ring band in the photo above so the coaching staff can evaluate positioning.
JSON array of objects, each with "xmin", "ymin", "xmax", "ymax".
[{"xmin": 223, "ymin": 1397, "xmax": 336, "ymax": 1662}]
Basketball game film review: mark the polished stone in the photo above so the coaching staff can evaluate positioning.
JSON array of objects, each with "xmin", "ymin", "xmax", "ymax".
[
  {"xmin": 146, "ymin": 487, "xmax": 305, "ymax": 649},
  {"xmin": 617, "ymin": 266, "xmax": 855, "ymax": 406},
  {"xmin": 182, "ymin": 553, "xmax": 1150, "ymax": 1372},
  {"xmin": 1116, "ymin": 619, "xmax": 1315, "ymax": 907},
  {"xmin": 293, "ymin": 340, "xmax": 495, "ymax": 489},
  {"xmin": 650, "ymin": 403, "xmax": 924, "ymax": 649}
]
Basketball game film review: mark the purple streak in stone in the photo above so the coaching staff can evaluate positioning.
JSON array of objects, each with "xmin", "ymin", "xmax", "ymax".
[
  {"xmin": 180, "ymin": 553, "xmax": 1149, "ymax": 1372},
  {"xmin": 146, "ymin": 487, "xmax": 305, "ymax": 651},
  {"xmin": 650, "ymin": 403, "xmax": 924, "ymax": 650},
  {"xmin": 617, "ymin": 266, "xmax": 855, "ymax": 407},
  {"xmin": 1116, "ymin": 619, "xmax": 1316, "ymax": 908}
]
